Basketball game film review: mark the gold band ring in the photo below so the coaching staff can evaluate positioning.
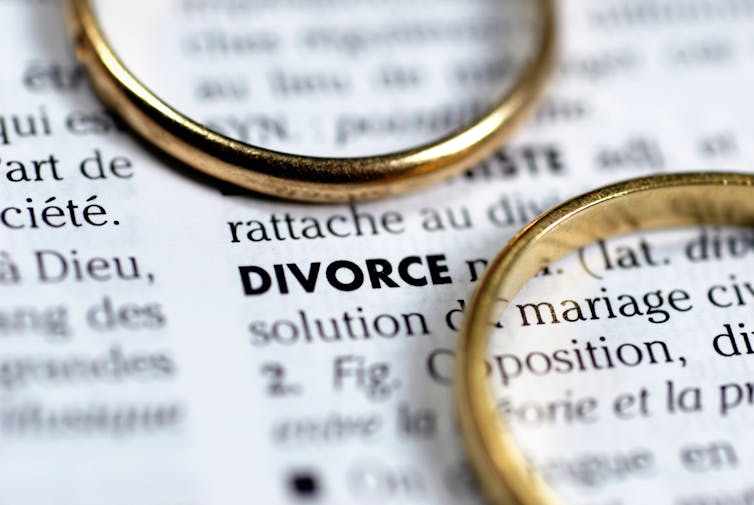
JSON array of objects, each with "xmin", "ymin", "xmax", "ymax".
[
  {"xmin": 65, "ymin": 0, "xmax": 556, "ymax": 202},
  {"xmin": 455, "ymin": 171, "xmax": 754, "ymax": 505}
]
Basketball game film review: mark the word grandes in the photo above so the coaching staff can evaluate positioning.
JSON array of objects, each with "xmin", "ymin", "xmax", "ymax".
[{"xmin": 239, "ymin": 254, "xmax": 452, "ymax": 295}]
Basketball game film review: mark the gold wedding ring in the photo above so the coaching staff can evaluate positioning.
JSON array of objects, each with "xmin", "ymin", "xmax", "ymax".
[
  {"xmin": 65, "ymin": 0, "xmax": 556, "ymax": 202},
  {"xmin": 455, "ymin": 172, "xmax": 754, "ymax": 505}
]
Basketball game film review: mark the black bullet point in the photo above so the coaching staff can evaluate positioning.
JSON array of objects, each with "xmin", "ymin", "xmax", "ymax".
[{"xmin": 289, "ymin": 471, "xmax": 320, "ymax": 500}]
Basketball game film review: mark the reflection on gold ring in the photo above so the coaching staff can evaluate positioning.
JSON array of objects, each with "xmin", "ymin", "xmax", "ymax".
[
  {"xmin": 455, "ymin": 171, "xmax": 754, "ymax": 505},
  {"xmin": 64, "ymin": 0, "xmax": 556, "ymax": 202}
]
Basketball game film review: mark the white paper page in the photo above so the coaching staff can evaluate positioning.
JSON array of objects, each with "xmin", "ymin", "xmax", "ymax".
[{"xmin": 1, "ymin": 1, "xmax": 754, "ymax": 504}]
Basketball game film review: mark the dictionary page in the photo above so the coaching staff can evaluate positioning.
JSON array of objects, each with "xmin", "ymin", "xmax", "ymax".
[{"xmin": 2, "ymin": 1, "xmax": 754, "ymax": 505}]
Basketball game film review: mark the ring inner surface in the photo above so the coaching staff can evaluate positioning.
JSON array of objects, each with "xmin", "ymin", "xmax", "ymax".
[
  {"xmin": 460, "ymin": 174, "xmax": 754, "ymax": 505},
  {"xmin": 90, "ymin": 0, "xmax": 540, "ymax": 158}
]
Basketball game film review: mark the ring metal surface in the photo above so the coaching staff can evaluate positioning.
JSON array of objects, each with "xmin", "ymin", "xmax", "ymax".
[
  {"xmin": 65, "ymin": 0, "xmax": 556, "ymax": 202},
  {"xmin": 455, "ymin": 172, "xmax": 754, "ymax": 505}
]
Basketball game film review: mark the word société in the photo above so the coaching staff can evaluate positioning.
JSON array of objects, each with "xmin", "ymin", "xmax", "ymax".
[{"xmin": 0, "ymin": 195, "xmax": 116, "ymax": 229}]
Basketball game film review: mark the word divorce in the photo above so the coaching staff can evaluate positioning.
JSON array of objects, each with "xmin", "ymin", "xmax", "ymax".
[{"xmin": 239, "ymin": 255, "xmax": 452, "ymax": 295}]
